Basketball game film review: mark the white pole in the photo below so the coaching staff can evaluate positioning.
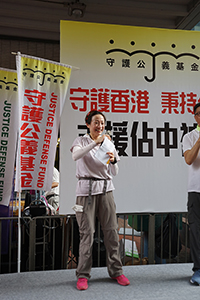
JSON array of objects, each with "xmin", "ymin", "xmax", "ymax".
[
  {"xmin": 17, "ymin": 192, "xmax": 21, "ymax": 273},
  {"xmin": 16, "ymin": 52, "xmax": 22, "ymax": 274}
]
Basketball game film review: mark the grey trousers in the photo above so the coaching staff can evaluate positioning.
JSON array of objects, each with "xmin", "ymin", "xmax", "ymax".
[
  {"xmin": 75, "ymin": 191, "xmax": 123, "ymax": 279},
  {"xmin": 188, "ymin": 192, "xmax": 200, "ymax": 271}
]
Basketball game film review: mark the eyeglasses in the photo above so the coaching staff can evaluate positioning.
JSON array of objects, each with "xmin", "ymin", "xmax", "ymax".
[{"xmin": 195, "ymin": 112, "xmax": 200, "ymax": 117}]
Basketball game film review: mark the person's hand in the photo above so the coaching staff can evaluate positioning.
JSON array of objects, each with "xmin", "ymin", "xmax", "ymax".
[
  {"xmin": 107, "ymin": 152, "xmax": 115, "ymax": 163},
  {"xmin": 105, "ymin": 134, "xmax": 111, "ymax": 141},
  {"xmin": 94, "ymin": 134, "xmax": 106, "ymax": 144}
]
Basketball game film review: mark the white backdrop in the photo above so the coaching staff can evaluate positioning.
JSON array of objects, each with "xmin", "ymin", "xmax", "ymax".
[{"xmin": 59, "ymin": 21, "xmax": 200, "ymax": 214}]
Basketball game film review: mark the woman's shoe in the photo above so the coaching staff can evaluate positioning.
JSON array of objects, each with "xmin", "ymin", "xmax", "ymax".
[
  {"xmin": 77, "ymin": 278, "xmax": 88, "ymax": 290},
  {"xmin": 112, "ymin": 274, "xmax": 130, "ymax": 286}
]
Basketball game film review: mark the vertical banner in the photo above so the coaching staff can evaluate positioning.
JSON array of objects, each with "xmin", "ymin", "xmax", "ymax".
[
  {"xmin": 15, "ymin": 53, "xmax": 71, "ymax": 192},
  {"xmin": 0, "ymin": 68, "xmax": 18, "ymax": 206},
  {"xmin": 60, "ymin": 21, "xmax": 200, "ymax": 214}
]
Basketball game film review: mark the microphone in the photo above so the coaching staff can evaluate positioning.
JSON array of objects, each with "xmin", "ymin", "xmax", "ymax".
[{"xmin": 105, "ymin": 130, "xmax": 112, "ymax": 138}]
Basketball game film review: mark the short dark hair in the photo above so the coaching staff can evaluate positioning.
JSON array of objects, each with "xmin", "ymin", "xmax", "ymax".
[
  {"xmin": 85, "ymin": 110, "xmax": 106, "ymax": 124},
  {"xmin": 194, "ymin": 102, "xmax": 200, "ymax": 114}
]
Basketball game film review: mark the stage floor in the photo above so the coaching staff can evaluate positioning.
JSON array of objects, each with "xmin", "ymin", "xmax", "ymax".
[{"xmin": 0, "ymin": 263, "xmax": 199, "ymax": 300}]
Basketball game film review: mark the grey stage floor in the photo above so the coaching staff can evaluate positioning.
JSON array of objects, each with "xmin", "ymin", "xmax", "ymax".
[{"xmin": 0, "ymin": 263, "xmax": 199, "ymax": 300}]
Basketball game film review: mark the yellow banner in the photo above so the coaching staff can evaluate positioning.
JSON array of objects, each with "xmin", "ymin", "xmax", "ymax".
[
  {"xmin": 0, "ymin": 68, "xmax": 18, "ymax": 206},
  {"xmin": 15, "ymin": 54, "xmax": 71, "ymax": 192}
]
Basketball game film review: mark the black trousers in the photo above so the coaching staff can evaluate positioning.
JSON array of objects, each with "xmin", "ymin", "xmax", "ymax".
[{"xmin": 188, "ymin": 192, "xmax": 200, "ymax": 271}]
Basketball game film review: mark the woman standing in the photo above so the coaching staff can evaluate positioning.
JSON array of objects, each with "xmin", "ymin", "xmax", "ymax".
[{"xmin": 71, "ymin": 110, "xmax": 130, "ymax": 290}]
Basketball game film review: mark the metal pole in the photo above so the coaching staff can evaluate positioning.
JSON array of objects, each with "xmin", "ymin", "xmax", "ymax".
[
  {"xmin": 148, "ymin": 214, "xmax": 155, "ymax": 264},
  {"xmin": 17, "ymin": 192, "xmax": 21, "ymax": 273}
]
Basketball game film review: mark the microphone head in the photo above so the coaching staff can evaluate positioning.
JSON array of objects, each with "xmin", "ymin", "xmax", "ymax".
[{"xmin": 105, "ymin": 130, "xmax": 112, "ymax": 137}]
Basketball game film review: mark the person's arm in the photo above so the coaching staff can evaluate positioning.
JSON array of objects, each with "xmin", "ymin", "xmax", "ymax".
[
  {"xmin": 51, "ymin": 182, "xmax": 59, "ymax": 188},
  {"xmin": 72, "ymin": 142, "xmax": 97, "ymax": 161},
  {"xmin": 110, "ymin": 163, "xmax": 119, "ymax": 176},
  {"xmin": 72, "ymin": 135, "xmax": 109, "ymax": 161},
  {"xmin": 184, "ymin": 133, "xmax": 200, "ymax": 165}
]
